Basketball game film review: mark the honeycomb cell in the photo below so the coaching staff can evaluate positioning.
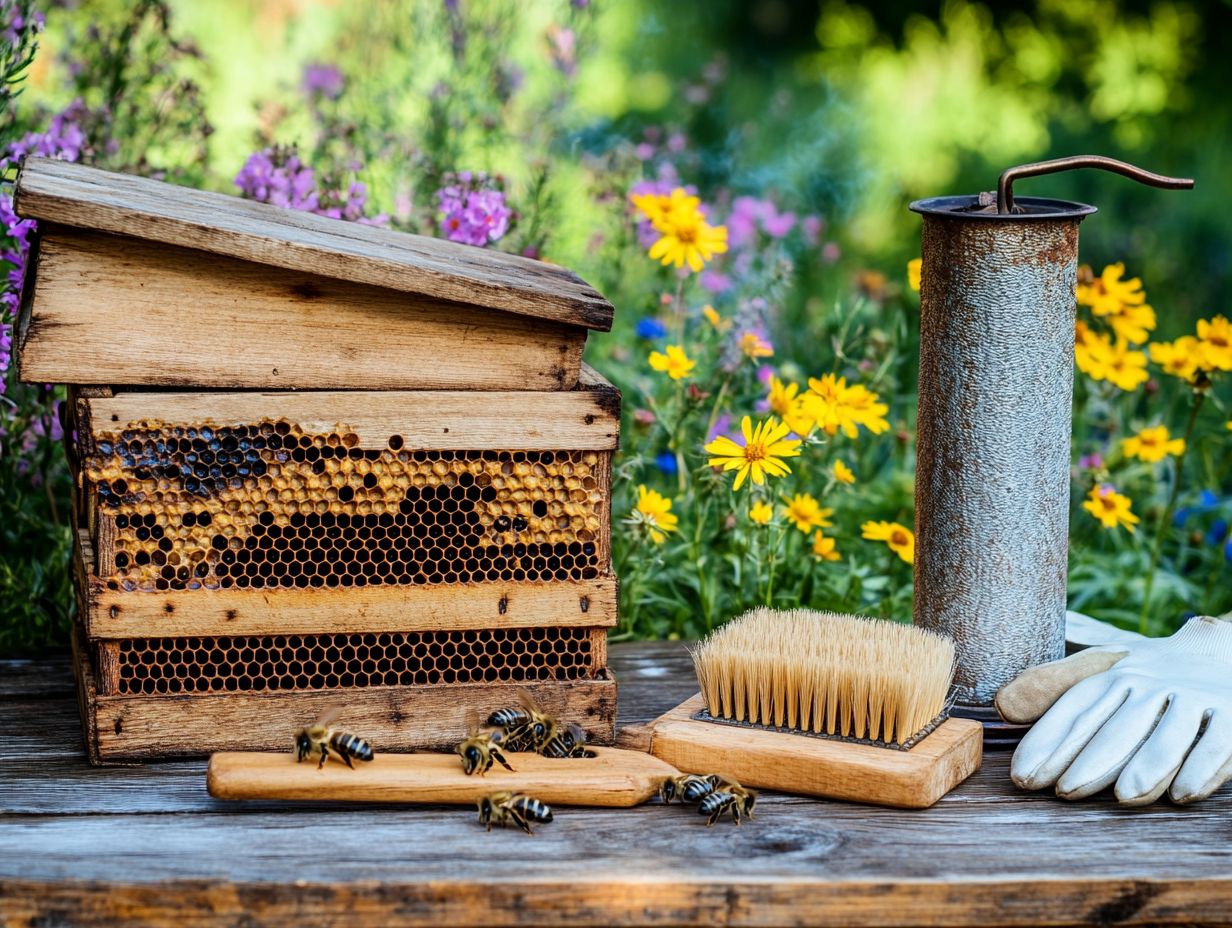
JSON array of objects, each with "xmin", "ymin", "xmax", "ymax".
[{"xmin": 115, "ymin": 626, "xmax": 597, "ymax": 695}]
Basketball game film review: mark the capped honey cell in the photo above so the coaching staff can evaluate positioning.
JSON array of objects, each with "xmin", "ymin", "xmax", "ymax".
[{"xmin": 87, "ymin": 421, "xmax": 606, "ymax": 593}]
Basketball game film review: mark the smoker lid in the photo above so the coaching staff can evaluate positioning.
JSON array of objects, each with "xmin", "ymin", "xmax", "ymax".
[{"xmin": 910, "ymin": 194, "xmax": 1098, "ymax": 221}]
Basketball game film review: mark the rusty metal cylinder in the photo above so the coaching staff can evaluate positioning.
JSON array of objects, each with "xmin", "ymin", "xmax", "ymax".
[{"xmin": 909, "ymin": 195, "xmax": 1096, "ymax": 707}]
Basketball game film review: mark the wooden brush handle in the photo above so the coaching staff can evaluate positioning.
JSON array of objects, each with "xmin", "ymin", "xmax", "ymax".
[{"xmin": 207, "ymin": 747, "xmax": 681, "ymax": 808}]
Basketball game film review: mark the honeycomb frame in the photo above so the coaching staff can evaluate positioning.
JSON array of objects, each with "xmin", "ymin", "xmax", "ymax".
[{"xmin": 82, "ymin": 420, "xmax": 608, "ymax": 594}]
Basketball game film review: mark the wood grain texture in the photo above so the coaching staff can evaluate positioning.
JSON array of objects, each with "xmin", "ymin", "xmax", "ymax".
[
  {"xmin": 85, "ymin": 575, "xmax": 618, "ymax": 638},
  {"xmin": 14, "ymin": 157, "xmax": 613, "ymax": 330},
  {"xmin": 80, "ymin": 380, "xmax": 620, "ymax": 452},
  {"xmin": 19, "ymin": 227, "xmax": 587, "ymax": 390},
  {"xmin": 207, "ymin": 747, "xmax": 680, "ymax": 807},
  {"xmin": 92, "ymin": 674, "xmax": 617, "ymax": 761},
  {"xmin": 3, "ymin": 644, "xmax": 1232, "ymax": 927},
  {"xmin": 646, "ymin": 695, "xmax": 983, "ymax": 809}
]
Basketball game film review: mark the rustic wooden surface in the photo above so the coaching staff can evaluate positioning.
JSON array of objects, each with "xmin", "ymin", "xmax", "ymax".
[
  {"xmin": 15, "ymin": 158, "xmax": 613, "ymax": 330},
  {"xmin": 645, "ymin": 694, "xmax": 984, "ymax": 809},
  {"xmin": 3, "ymin": 643, "xmax": 1232, "ymax": 927},
  {"xmin": 20, "ymin": 226, "xmax": 588, "ymax": 391}
]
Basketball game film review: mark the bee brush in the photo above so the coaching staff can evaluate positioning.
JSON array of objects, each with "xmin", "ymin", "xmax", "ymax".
[{"xmin": 638, "ymin": 608, "xmax": 983, "ymax": 809}]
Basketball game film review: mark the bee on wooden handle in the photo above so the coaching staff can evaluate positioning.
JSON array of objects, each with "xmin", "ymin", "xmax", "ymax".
[
  {"xmin": 698, "ymin": 779, "xmax": 757, "ymax": 826},
  {"xmin": 477, "ymin": 791, "xmax": 553, "ymax": 835},
  {"xmin": 538, "ymin": 721, "xmax": 597, "ymax": 759},
  {"xmin": 487, "ymin": 691, "xmax": 555, "ymax": 753},
  {"xmin": 294, "ymin": 709, "xmax": 374, "ymax": 770},
  {"xmin": 456, "ymin": 709, "xmax": 515, "ymax": 776},
  {"xmin": 658, "ymin": 773, "xmax": 723, "ymax": 805}
]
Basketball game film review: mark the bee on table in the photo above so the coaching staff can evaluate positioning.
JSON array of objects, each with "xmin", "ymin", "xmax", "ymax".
[
  {"xmin": 487, "ymin": 692, "xmax": 556, "ymax": 753},
  {"xmin": 477, "ymin": 791, "xmax": 554, "ymax": 835},
  {"xmin": 538, "ymin": 721, "xmax": 597, "ymax": 759},
  {"xmin": 294, "ymin": 709, "xmax": 374, "ymax": 770},
  {"xmin": 698, "ymin": 779, "xmax": 757, "ymax": 827},
  {"xmin": 658, "ymin": 773, "xmax": 723, "ymax": 805},
  {"xmin": 456, "ymin": 709, "xmax": 515, "ymax": 776}
]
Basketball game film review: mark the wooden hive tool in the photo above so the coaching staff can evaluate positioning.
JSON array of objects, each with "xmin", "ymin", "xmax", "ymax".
[
  {"xmin": 630, "ymin": 608, "xmax": 983, "ymax": 809},
  {"xmin": 208, "ymin": 747, "xmax": 683, "ymax": 808}
]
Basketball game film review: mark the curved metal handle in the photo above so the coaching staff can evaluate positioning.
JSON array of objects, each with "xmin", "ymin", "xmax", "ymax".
[{"xmin": 998, "ymin": 155, "xmax": 1193, "ymax": 213}]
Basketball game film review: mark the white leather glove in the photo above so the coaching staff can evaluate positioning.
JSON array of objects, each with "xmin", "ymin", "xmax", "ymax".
[{"xmin": 997, "ymin": 613, "xmax": 1232, "ymax": 806}]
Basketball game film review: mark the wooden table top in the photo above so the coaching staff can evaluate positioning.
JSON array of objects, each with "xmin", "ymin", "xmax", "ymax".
[{"xmin": 2, "ymin": 642, "xmax": 1231, "ymax": 927}]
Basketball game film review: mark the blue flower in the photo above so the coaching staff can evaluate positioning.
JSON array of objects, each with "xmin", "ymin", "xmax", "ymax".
[
  {"xmin": 1226, "ymin": 538, "xmax": 1232, "ymax": 565},
  {"xmin": 636, "ymin": 317, "xmax": 668, "ymax": 340},
  {"xmin": 1207, "ymin": 519, "xmax": 1229, "ymax": 547},
  {"xmin": 655, "ymin": 451, "xmax": 678, "ymax": 476},
  {"xmin": 1174, "ymin": 490, "xmax": 1223, "ymax": 527}
]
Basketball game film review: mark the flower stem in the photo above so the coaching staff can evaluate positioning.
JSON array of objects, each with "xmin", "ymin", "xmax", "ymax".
[{"xmin": 1138, "ymin": 393, "xmax": 1205, "ymax": 634}]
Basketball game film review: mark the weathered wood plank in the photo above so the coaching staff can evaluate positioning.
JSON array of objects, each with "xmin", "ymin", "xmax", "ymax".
[
  {"xmin": 92, "ymin": 674, "xmax": 617, "ymax": 761},
  {"xmin": 81, "ymin": 382, "xmax": 620, "ymax": 452},
  {"xmin": 85, "ymin": 576, "xmax": 618, "ymax": 638},
  {"xmin": 20, "ymin": 227, "xmax": 587, "ymax": 390},
  {"xmin": 14, "ymin": 158, "xmax": 613, "ymax": 330},
  {"xmin": 0, "ymin": 656, "xmax": 74, "ymax": 698},
  {"xmin": 4, "ymin": 876, "xmax": 1232, "ymax": 928}
]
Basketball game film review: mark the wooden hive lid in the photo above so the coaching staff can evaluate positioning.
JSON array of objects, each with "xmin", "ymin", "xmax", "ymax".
[{"xmin": 14, "ymin": 157, "xmax": 613, "ymax": 332}]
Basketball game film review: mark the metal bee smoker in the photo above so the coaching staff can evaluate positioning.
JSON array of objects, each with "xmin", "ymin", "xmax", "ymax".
[{"xmin": 909, "ymin": 156, "xmax": 1193, "ymax": 740}]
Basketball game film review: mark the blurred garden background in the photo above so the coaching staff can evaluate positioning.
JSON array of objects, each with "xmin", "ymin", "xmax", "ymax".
[{"xmin": 1, "ymin": 0, "xmax": 1230, "ymax": 653}]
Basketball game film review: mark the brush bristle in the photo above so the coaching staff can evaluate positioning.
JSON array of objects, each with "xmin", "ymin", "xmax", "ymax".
[{"xmin": 691, "ymin": 608, "xmax": 955, "ymax": 745}]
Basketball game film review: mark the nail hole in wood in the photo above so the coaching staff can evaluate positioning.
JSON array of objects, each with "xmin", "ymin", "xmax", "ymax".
[
  {"xmin": 109, "ymin": 606, "xmax": 119, "ymax": 619},
  {"xmin": 580, "ymin": 595, "xmax": 590, "ymax": 613},
  {"xmin": 498, "ymin": 596, "xmax": 508, "ymax": 615},
  {"xmin": 114, "ymin": 718, "xmax": 123, "ymax": 735}
]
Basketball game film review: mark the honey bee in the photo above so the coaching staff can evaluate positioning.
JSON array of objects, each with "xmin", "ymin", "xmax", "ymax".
[
  {"xmin": 658, "ymin": 773, "xmax": 723, "ymax": 805},
  {"xmin": 698, "ymin": 779, "xmax": 757, "ymax": 826},
  {"xmin": 538, "ymin": 722, "xmax": 597, "ymax": 759},
  {"xmin": 477, "ymin": 791, "xmax": 554, "ymax": 835},
  {"xmin": 294, "ymin": 709, "xmax": 374, "ymax": 769},
  {"xmin": 456, "ymin": 709, "xmax": 515, "ymax": 776},
  {"xmin": 487, "ymin": 692, "xmax": 555, "ymax": 753}
]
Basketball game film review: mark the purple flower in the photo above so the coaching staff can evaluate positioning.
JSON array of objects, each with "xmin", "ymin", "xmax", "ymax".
[
  {"xmin": 762, "ymin": 207, "xmax": 796, "ymax": 239},
  {"xmin": 436, "ymin": 173, "xmax": 511, "ymax": 247},
  {"xmin": 235, "ymin": 147, "xmax": 320, "ymax": 211},
  {"xmin": 801, "ymin": 214, "xmax": 823, "ymax": 245},
  {"xmin": 547, "ymin": 25, "xmax": 576, "ymax": 77},
  {"xmin": 1078, "ymin": 452, "xmax": 1103, "ymax": 471},
  {"xmin": 699, "ymin": 270, "xmax": 732, "ymax": 294},
  {"xmin": 708, "ymin": 413, "xmax": 734, "ymax": 443},
  {"xmin": 302, "ymin": 63, "xmax": 344, "ymax": 101},
  {"xmin": 0, "ymin": 322, "xmax": 12, "ymax": 394},
  {"xmin": 6, "ymin": 98, "xmax": 95, "ymax": 166}
]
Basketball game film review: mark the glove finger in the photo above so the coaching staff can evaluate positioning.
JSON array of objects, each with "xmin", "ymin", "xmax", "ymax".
[
  {"xmin": 1170, "ymin": 710, "xmax": 1232, "ymax": 804},
  {"xmin": 1056, "ymin": 688, "xmax": 1171, "ymax": 800},
  {"xmin": 1115, "ymin": 697, "xmax": 1207, "ymax": 806},
  {"xmin": 1011, "ymin": 674, "xmax": 1129, "ymax": 791}
]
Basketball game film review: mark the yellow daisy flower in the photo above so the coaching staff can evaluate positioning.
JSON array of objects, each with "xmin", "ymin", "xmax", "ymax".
[
  {"xmin": 631, "ymin": 188, "xmax": 700, "ymax": 232},
  {"xmin": 812, "ymin": 530, "xmax": 840, "ymax": 561},
  {"xmin": 764, "ymin": 376, "xmax": 812, "ymax": 435},
  {"xmin": 704, "ymin": 416, "xmax": 802, "ymax": 492},
  {"xmin": 645, "ymin": 191, "xmax": 729, "ymax": 273},
  {"xmin": 748, "ymin": 501, "xmax": 773, "ymax": 525},
  {"xmin": 1122, "ymin": 425, "xmax": 1185, "ymax": 464},
  {"xmin": 634, "ymin": 485, "xmax": 678, "ymax": 544},
  {"xmin": 702, "ymin": 304, "xmax": 731, "ymax": 331},
  {"xmin": 907, "ymin": 257, "xmax": 922, "ymax": 293},
  {"xmin": 832, "ymin": 460, "xmax": 855, "ymax": 484},
  {"xmin": 862, "ymin": 520, "xmax": 914, "ymax": 564},
  {"xmin": 738, "ymin": 331, "xmax": 774, "ymax": 359},
  {"xmin": 1077, "ymin": 263, "xmax": 1148, "ymax": 318},
  {"xmin": 1082, "ymin": 485, "xmax": 1138, "ymax": 533},
  {"xmin": 1197, "ymin": 315, "xmax": 1232, "ymax": 371},
  {"xmin": 1149, "ymin": 336, "xmax": 1202, "ymax": 382},
  {"xmin": 1106, "ymin": 302, "xmax": 1156, "ymax": 346},
  {"xmin": 801, "ymin": 374, "xmax": 890, "ymax": 438},
  {"xmin": 1075, "ymin": 333, "xmax": 1149, "ymax": 391},
  {"xmin": 781, "ymin": 492, "xmax": 833, "ymax": 534},
  {"xmin": 648, "ymin": 344, "xmax": 696, "ymax": 381}
]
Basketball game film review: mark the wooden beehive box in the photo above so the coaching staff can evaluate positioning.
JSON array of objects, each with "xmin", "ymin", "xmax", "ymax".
[{"xmin": 13, "ymin": 158, "xmax": 620, "ymax": 764}]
